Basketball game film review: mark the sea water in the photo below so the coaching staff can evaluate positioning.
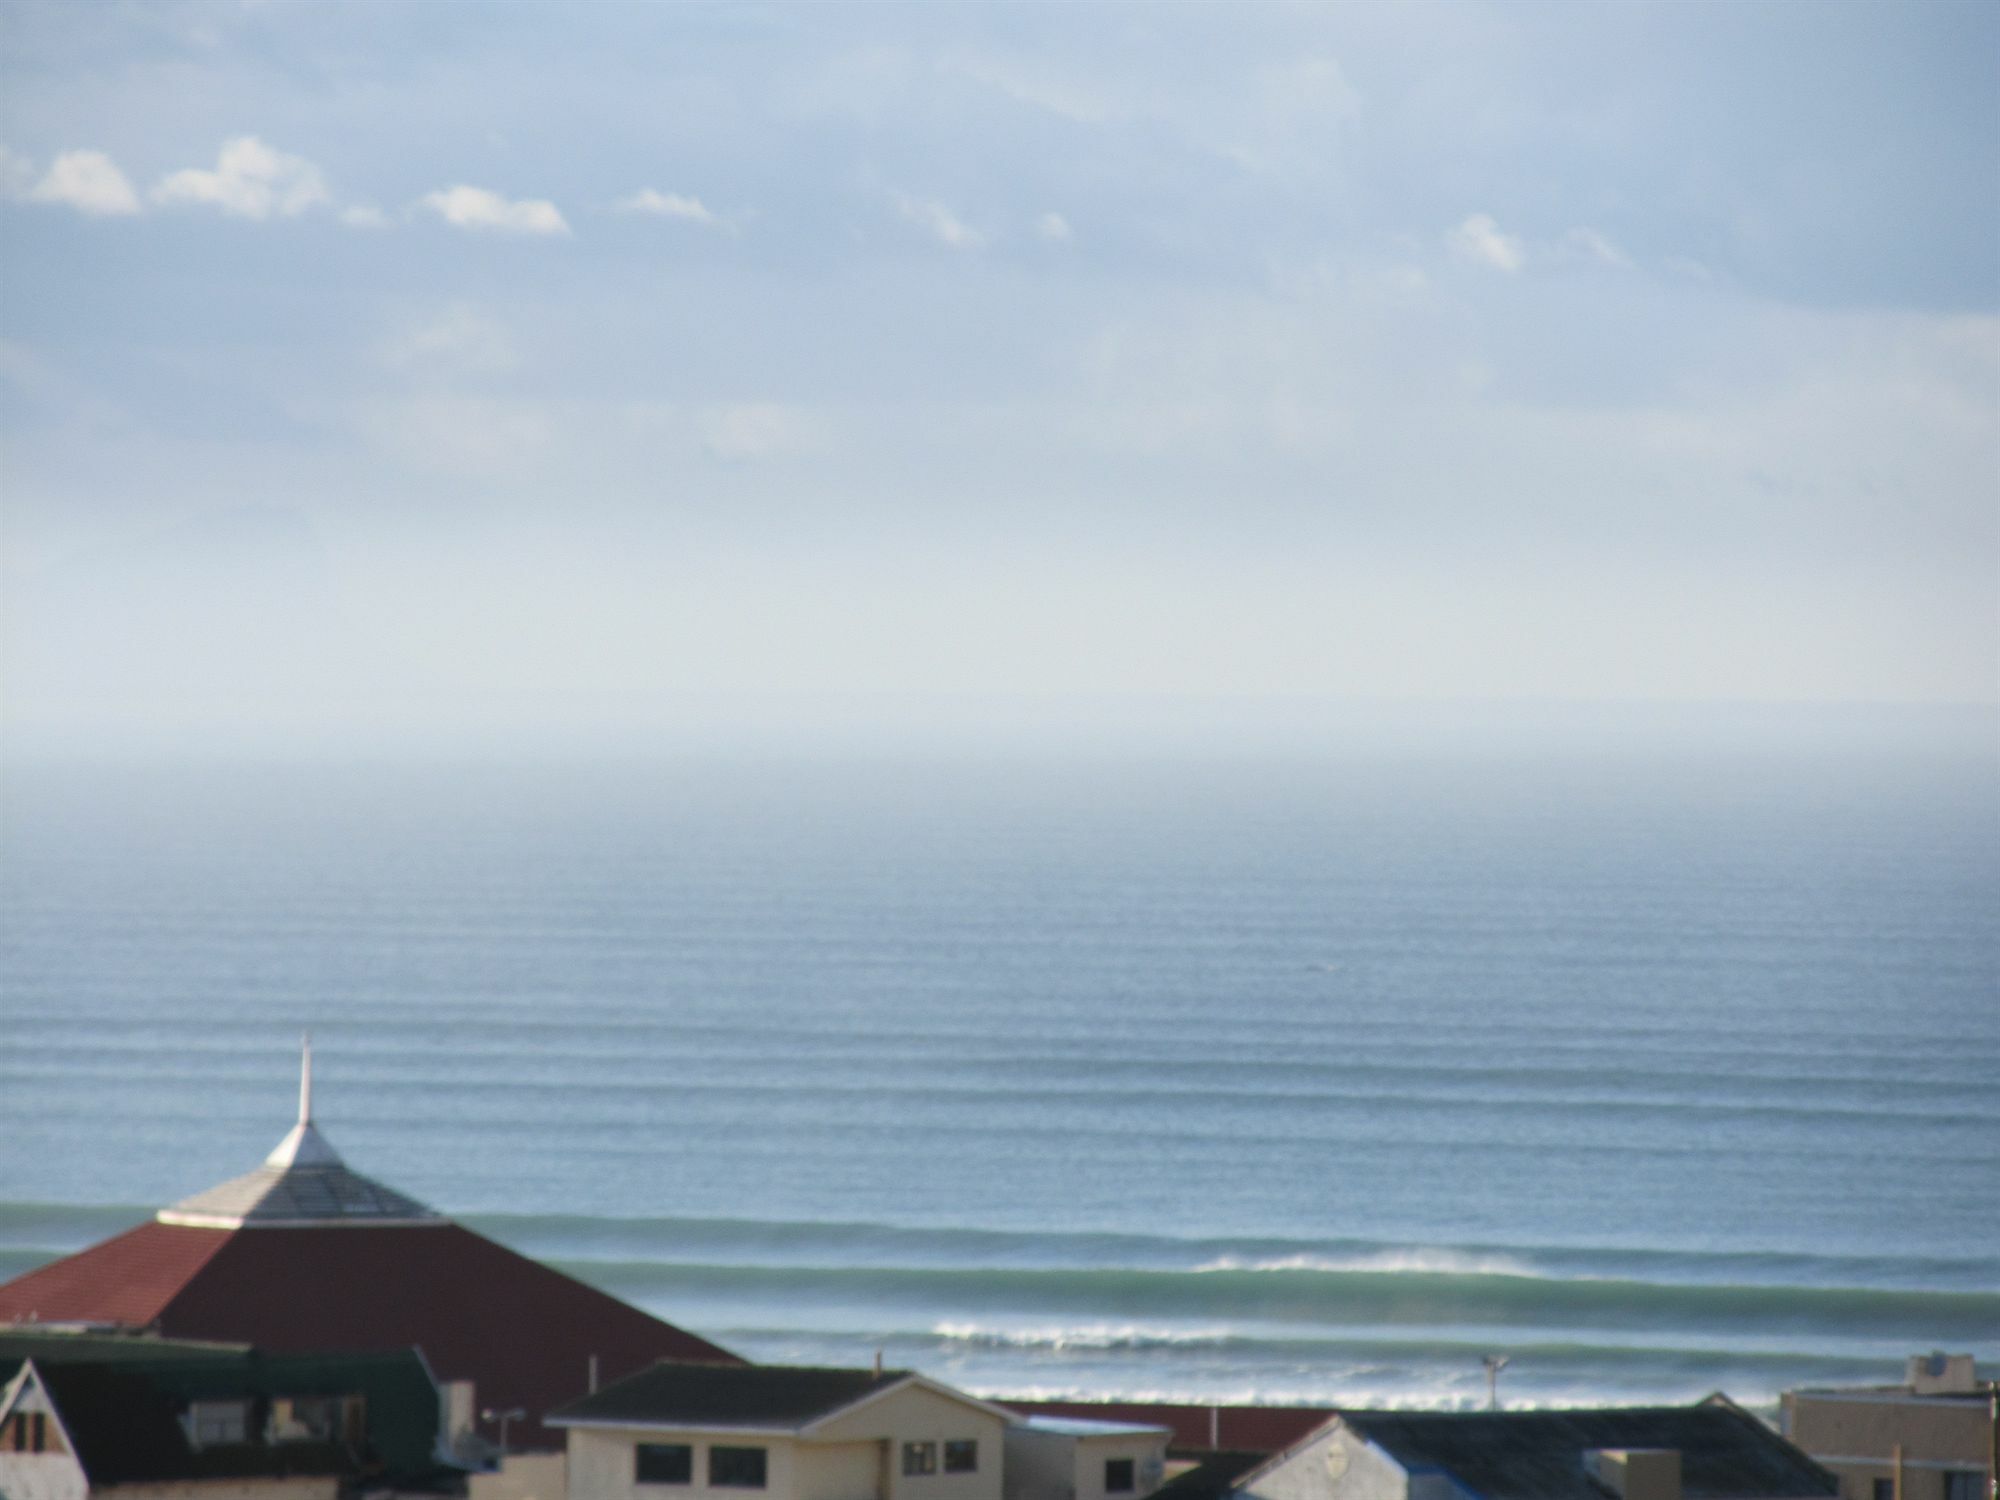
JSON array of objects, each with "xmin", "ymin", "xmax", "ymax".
[{"xmin": 2, "ymin": 732, "xmax": 1995, "ymax": 1411}]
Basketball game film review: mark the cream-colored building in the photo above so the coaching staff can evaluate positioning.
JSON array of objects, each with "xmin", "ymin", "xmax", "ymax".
[
  {"xmin": 550, "ymin": 1361, "xmax": 1015, "ymax": 1500},
  {"xmin": 1000, "ymin": 1416, "xmax": 1172, "ymax": 1500},
  {"xmin": 1782, "ymin": 1354, "xmax": 1996, "ymax": 1500}
]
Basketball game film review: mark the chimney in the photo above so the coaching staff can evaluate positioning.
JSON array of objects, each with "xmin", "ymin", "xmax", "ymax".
[{"xmin": 1586, "ymin": 1449, "xmax": 1681, "ymax": 1500}]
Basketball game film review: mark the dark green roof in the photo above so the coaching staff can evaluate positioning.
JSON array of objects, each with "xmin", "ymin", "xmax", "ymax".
[
  {"xmin": 1152, "ymin": 1450, "xmax": 1268, "ymax": 1500},
  {"xmin": 3, "ymin": 1343, "xmax": 451, "ymax": 1490},
  {"xmin": 549, "ymin": 1360, "xmax": 914, "ymax": 1430},
  {"xmin": 1339, "ymin": 1400, "xmax": 1837, "ymax": 1499}
]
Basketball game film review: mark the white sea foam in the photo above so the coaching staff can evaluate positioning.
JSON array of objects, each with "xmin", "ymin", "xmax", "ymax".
[
  {"xmin": 1192, "ymin": 1248, "xmax": 1543, "ymax": 1278},
  {"xmin": 932, "ymin": 1322, "xmax": 1237, "ymax": 1352}
]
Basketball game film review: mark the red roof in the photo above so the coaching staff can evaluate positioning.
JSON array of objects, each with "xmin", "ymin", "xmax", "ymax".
[
  {"xmin": 1006, "ymin": 1399, "xmax": 1335, "ymax": 1455},
  {"xmin": 0, "ymin": 1219, "xmax": 741, "ymax": 1452}
]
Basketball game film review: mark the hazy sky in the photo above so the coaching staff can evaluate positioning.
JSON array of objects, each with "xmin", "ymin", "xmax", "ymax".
[{"xmin": 2, "ymin": 0, "xmax": 1995, "ymax": 754}]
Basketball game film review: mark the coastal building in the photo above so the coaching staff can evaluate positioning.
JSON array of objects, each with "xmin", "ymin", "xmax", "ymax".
[
  {"xmin": 1000, "ymin": 1414, "xmax": 1173, "ymax": 1500},
  {"xmin": 0, "ymin": 1045, "xmax": 741, "ymax": 1457},
  {"xmin": 1219, "ymin": 1398, "xmax": 1838, "ymax": 1499},
  {"xmin": 547, "ymin": 1359, "xmax": 1018, "ymax": 1500},
  {"xmin": 0, "ymin": 1335, "xmax": 458, "ymax": 1499},
  {"xmin": 1781, "ymin": 1353, "xmax": 1997, "ymax": 1500}
]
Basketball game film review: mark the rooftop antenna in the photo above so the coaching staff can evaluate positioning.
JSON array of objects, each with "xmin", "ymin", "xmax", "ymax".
[{"xmin": 1483, "ymin": 1354, "xmax": 1510, "ymax": 1411}]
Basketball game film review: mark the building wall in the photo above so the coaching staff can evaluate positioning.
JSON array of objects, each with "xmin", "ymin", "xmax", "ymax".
[
  {"xmin": 0, "ymin": 1450, "xmax": 89, "ymax": 1500},
  {"xmin": 1066, "ymin": 1433, "xmax": 1168, "ymax": 1500},
  {"xmin": 1783, "ymin": 1392, "xmax": 1993, "ymax": 1500},
  {"xmin": 472, "ymin": 1451, "xmax": 570, "ymax": 1500},
  {"xmin": 795, "ymin": 1440, "xmax": 881, "ymax": 1500},
  {"xmin": 568, "ymin": 1426, "xmax": 807, "ymax": 1500},
  {"xmin": 1000, "ymin": 1428, "xmax": 1075, "ymax": 1500},
  {"xmin": 112, "ymin": 1481, "xmax": 340, "ymax": 1500},
  {"xmin": 811, "ymin": 1385, "xmax": 1004, "ymax": 1500},
  {"xmin": 1238, "ymin": 1421, "xmax": 1407, "ymax": 1500}
]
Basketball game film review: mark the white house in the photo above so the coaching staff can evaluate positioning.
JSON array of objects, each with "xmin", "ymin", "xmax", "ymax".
[
  {"xmin": 549, "ymin": 1361, "xmax": 1017, "ymax": 1500},
  {"xmin": 1001, "ymin": 1416, "xmax": 1174, "ymax": 1500}
]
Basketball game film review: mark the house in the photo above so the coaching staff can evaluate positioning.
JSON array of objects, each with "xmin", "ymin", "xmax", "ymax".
[
  {"xmin": 0, "ymin": 1044, "xmax": 740, "ymax": 1455},
  {"xmin": 1000, "ymin": 1415, "xmax": 1173, "ymax": 1500},
  {"xmin": 0, "ymin": 1338, "xmax": 460, "ymax": 1500},
  {"xmin": 547, "ymin": 1359, "xmax": 1019, "ymax": 1500},
  {"xmin": 1781, "ymin": 1353, "xmax": 1996, "ymax": 1500},
  {"xmin": 1220, "ymin": 1398, "xmax": 1838, "ymax": 1499}
]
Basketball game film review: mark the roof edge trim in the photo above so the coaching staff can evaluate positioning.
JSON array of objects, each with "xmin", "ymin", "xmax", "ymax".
[{"xmin": 154, "ymin": 1210, "xmax": 450, "ymax": 1230}]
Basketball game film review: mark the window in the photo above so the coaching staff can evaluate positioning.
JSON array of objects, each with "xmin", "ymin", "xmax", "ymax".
[
  {"xmin": 187, "ymin": 1400, "xmax": 248, "ymax": 1447},
  {"xmin": 903, "ymin": 1440, "xmax": 938, "ymax": 1475},
  {"xmin": 6, "ymin": 1412, "xmax": 47, "ymax": 1453},
  {"xmin": 1943, "ymin": 1474, "xmax": 1983, "ymax": 1500},
  {"xmin": 709, "ymin": 1445, "xmax": 768, "ymax": 1489},
  {"xmin": 1871, "ymin": 1483, "xmax": 1893, "ymax": 1500},
  {"xmin": 635, "ymin": 1443, "xmax": 693, "ymax": 1484},
  {"xmin": 944, "ymin": 1439, "xmax": 978, "ymax": 1473},
  {"xmin": 1105, "ymin": 1457, "xmax": 1136, "ymax": 1493}
]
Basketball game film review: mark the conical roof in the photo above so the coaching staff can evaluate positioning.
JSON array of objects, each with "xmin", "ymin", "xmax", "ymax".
[{"xmin": 154, "ymin": 1039, "xmax": 442, "ymax": 1230}]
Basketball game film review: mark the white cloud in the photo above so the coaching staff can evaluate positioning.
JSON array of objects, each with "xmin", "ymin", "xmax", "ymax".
[
  {"xmin": 1564, "ymin": 226, "xmax": 1631, "ymax": 268},
  {"xmin": 382, "ymin": 303, "xmax": 519, "ymax": 376},
  {"xmin": 153, "ymin": 136, "xmax": 329, "ymax": 219},
  {"xmin": 699, "ymin": 403, "xmax": 825, "ymax": 462},
  {"xmin": 30, "ymin": 149, "xmax": 142, "ymax": 216},
  {"xmin": 1035, "ymin": 211, "xmax": 1073, "ymax": 244},
  {"xmin": 1448, "ymin": 212, "xmax": 1525, "ymax": 272},
  {"xmin": 614, "ymin": 188, "xmax": 726, "ymax": 229},
  {"xmin": 893, "ymin": 192, "xmax": 983, "ymax": 250},
  {"xmin": 340, "ymin": 204, "xmax": 390, "ymax": 230},
  {"xmin": 419, "ymin": 184, "xmax": 569, "ymax": 236}
]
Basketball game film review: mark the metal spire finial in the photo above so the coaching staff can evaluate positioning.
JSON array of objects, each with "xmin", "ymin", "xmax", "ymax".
[{"xmin": 299, "ymin": 1033, "xmax": 313, "ymax": 1125}]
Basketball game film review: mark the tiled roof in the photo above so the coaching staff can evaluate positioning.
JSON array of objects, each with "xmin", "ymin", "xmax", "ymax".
[
  {"xmin": 1, "ymin": 1220, "xmax": 743, "ymax": 1453},
  {"xmin": 0, "ymin": 1221, "xmax": 233, "ymax": 1328},
  {"xmin": 1339, "ymin": 1401, "xmax": 1838, "ymax": 1499},
  {"xmin": 550, "ymin": 1360, "xmax": 913, "ymax": 1430}
]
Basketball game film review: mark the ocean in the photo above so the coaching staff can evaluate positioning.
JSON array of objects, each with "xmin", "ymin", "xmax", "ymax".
[{"xmin": 2, "ymin": 730, "xmax": 1996, "ymax": 1414}]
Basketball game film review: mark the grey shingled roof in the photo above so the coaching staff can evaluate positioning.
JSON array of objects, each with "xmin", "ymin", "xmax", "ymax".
[
  {"xmin": 548, "ymin": 1360, "xmax": 914, "ymax": 1431},
  {"xmin": 1338, "ymin": 1401, "xmax": 1837, "ymax": 1499},
  {"xmin": 157, "ymin": 1160, "xmax": 439, "ymax": 1227}
]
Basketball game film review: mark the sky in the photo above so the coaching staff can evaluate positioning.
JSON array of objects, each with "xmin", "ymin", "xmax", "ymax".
[{"xmin": 1, "ymin": 0, "xmax": 1996, "ymax": 756}]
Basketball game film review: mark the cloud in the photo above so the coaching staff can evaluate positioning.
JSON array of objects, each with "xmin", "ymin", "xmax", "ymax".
[
  {"xmin": 153, "ymin": 136, "xmax": 328, "ymax": 218},
  {"xmin": 419, "ymin": 184, "xmax": 569, "ymax": 236},
  {"xmin": 1036, "ymin": 211, "xmax": 1073, "ymax": 244},
  {"xmin": 614, "ymin": 188, "xmax": 726, "ymax": 229},
  {"xmin": 382, "ymin": 303, "xmax": 520, "ymax": 376},
  {"xmin": 30, "ymin": 149, "xmax": 142, "ymax": 216},
  {"xmin": 698, "ymin": 402, "xmax": 824, "ymax": 462},
  {"xmin": 1564, "ymin": 226, "xmax": 1631, "ymax": 269},
  {"xmin": 1448, "ymin": 212, "xmax": 1525, "ymax": 272},
  {"xmin": 893, "ymin": 192, "xmax": 983, "ymax": 250},
  {"xmin": 340, "ymin": 204, "xmax": 390, "ymax": 230}
]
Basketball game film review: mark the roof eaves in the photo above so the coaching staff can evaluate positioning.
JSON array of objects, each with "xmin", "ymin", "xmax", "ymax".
[{"xmin": 543, "ymin": 1414, "xmax": 802, "ymax": 1438}]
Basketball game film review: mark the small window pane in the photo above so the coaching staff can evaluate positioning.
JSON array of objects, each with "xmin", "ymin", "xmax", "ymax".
[
  {"xmin": 944, "ymin": 1439, "xmax": 977, "ymax": 1473},
  {"xmin": 903, "ymin": 1440, "xmax": 937, "ymax": 1475},
  {"xmin": 710, "ymin": 1446, "xmax": 768, "ymax": 1489},
  {"xmin": 1943, "ymin": 1474, "xmax": 1982, "ymax": 1500},
  {"xmin": 636, "ymin": 1443, "xmax": 693, "ymax": 1484},
  {"xmin": 1105, "ymin": 1457, "xmax": 1136, "ymax": 1493}
]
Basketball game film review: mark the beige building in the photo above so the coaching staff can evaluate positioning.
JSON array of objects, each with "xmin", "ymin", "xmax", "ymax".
[
  {"xmin": 549, "ymin": 1361, "xmax": 1016, "ymax": 1500},
  {"xmin": 1000, "ymin": 1415, "xmax": 1173, "ymax": 1500},
  {"xmin": 1782, "ymin": 1354, "xmax": 1997, "ymax": 1500}
]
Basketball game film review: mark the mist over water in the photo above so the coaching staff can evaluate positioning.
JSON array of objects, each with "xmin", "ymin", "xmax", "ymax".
[{"xmin": 2, "ymin": 715, "xmax": 1995, "ymax": 1409}]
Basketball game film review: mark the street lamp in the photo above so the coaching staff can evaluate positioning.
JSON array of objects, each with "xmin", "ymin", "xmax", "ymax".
[
  {"xmin": 483, "ymin": 1407, "xmax": 527, "ymax": 1459},
  {"xmin": 1483, "ymin": 1355, "xmax": 1511, "ymax": 1412}
]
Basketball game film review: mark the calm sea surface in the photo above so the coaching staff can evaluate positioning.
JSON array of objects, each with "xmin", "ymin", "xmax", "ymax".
[{"xmin": 2, "ymin": 741, "xmax": 1995, "ymax": 1411}]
